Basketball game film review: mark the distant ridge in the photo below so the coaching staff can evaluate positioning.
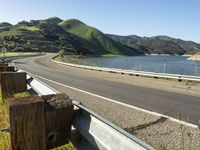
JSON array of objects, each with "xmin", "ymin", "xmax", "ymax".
[{"xmin": 107, "ymin": 34, "xmax": 200, "ymax": 55}]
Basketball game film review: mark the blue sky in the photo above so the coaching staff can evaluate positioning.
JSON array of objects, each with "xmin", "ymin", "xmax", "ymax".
[{"xmin": 0, "ymin": 0, "xmax": 200, "ymax": 42}]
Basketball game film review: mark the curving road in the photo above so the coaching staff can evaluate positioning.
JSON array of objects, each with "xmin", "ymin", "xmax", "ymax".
[{"xmin": 14, "ymin": 54, "xmax": 200, "ymax": 124}]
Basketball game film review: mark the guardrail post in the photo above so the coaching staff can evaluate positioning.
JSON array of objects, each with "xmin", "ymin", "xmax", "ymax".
[
  {"xmin": 42, "ymin": 93, "xmax": 73, "ymax": 149},
  {"xmin": 9, "ymin": 93, "xmax": 73, "ymax": 150},
  {"xmin": 0, "ymin": 66, "xmax": 15, "ymax": 84},
  {"xmin": 195, "ymin": 61, "xmax": 198, "ymax": 76},
  {"xmin": 0, "ymin": 66, "xmax": 15, "ymax": 72},
  {"xmin": 9, "ymin": 96, "xmax": 47, "ymax": 150},
  {"xmin": 0, "ymin": 72, "xmax": 27, "ymax": 97},
  {"xmin": 0, "ymin": 63, "xmax": 8, "ymax": 67}
]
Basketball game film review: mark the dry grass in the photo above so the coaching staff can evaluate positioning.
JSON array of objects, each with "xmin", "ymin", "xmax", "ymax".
[
  {"xmin": 0, "ymin": 52, "xmax": 39, "ymax": 57},
  {"xmin": 52, "ymin": 142, "xmax": 75, "ymax": 150},
  {"xmin": 0, "ymin": 92, "xmax": 29, "ymax": 150},
  {"xmin": 0, "ymin": 93, "xmax": 10, "ymax": 150}
]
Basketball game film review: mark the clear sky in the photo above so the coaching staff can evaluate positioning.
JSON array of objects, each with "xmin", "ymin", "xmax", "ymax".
[{"xmin": 0, "ymin": 0, "xmax": 200, "ymax": 43}]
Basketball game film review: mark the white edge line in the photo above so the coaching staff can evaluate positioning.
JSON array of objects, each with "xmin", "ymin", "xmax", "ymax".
[{"xmin": 17, "ymin": 67, "xmax": 198, "ymax": 129}]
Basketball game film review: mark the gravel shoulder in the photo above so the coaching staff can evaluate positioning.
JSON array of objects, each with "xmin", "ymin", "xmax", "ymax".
[{"xmin": 38, "ymin": 77, "xmax": 200, "ymax": 150}]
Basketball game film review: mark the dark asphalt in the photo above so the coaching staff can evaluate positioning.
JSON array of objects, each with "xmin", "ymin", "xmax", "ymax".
[{"xmin": 14, "ymin": 54, "xmax": 200, "ymax": 124}]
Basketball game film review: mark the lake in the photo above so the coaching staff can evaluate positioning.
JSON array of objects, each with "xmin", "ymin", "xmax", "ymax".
[{"xmin": 83, "ymin": 55, "xmax": 200, "ymax": 76}]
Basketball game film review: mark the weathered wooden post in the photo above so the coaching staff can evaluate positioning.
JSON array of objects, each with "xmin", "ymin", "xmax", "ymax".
[
  {"xmin": 0, "ymin": 66, "xmax": 15, "ymax": 83},
  {"xmin": 42, "ymin": 93, "xmax": 74, "ymax": 149},
  {"xmin": 9, "ymin": 96, "xmax": 47, "ymax": 150},
  {"xmin": 9, "ymin": 93, "xmax": 74, "ymax": 150},
  {"xmin": 0, "ymin": 72, "xmax": 27, "ymax": 97},
  {"xmin": 0, "ymin": 66, "xmax": 15, "ymax": 72},
  {"xmin": 0, "ymin": 63, "xmax": 8, "ymax": 67}
]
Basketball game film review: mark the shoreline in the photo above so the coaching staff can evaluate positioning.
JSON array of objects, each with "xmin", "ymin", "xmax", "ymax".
[{"xmin": 188, "ymin": 55, "xmax": 200, "ymax": 62}]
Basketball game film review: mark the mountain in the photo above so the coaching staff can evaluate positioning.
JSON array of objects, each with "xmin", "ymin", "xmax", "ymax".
[
  {"xmin": 150, "ymin": 36, "xmax": 200, "ymax": 51},
  {"xmin": 59, "ymin": 19, "xmax": 142, "ymax": 55},
  {"xmin": 1, "ymin": 17, "xmax": 199, "ymax": 56},
  {"xmin": 0, "ymin": 20, "xmax": 93, "ymax": 54},
  {"xmin": 107, "ymin": 34, "xmax": 200, "ymax": 55},
  {"xmin": 0, "ymin": 18, "xmax": 142, "ymax": 56}
]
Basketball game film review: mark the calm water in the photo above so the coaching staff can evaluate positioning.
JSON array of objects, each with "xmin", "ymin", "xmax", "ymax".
[{"xmin": 83, "ymin": 55, "xmax": 200, "ymax": 76}]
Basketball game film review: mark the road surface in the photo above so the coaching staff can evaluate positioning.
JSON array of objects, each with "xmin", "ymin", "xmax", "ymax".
[{"xmin": 14, "ymin": 54, "xmax": 200, "ymax": 124}]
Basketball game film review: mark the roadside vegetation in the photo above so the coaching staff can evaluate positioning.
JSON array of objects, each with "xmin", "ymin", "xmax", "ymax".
[
  {"xmin": 188, "ymin": 51, "xmax": 200, "ymax": 62},
  {"xmin": 0, "ymin": 52, "xmax": 41, "ymax": 63},
  {"xmin": 0, "ymin": 92, "xmax": 29, "ymax": 150},
  {"xmin": 0, "ymin": 52, "xmax": 40, "ymax": 57},
  {"xmin": 0, "ymin": 91, "xmax": 75, "ymax": 150}
]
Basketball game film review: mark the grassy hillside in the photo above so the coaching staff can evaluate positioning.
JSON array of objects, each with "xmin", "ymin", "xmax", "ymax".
[
  {"xmin": 0, "ymin": 20, "xmax": 93, "ymax": 55},
  {"xmin": 38, "ymin": 17, "xmax": 63, "ymax": 24},
  {"xmin": 0, "ymin": 22, "xmax": 13, "ymax": 32},
  {"xmin": 59, "ymin": 19, "xmax": 142, "ymax": 55},
  {"xmin": 0, "ymin": 18, "xmax": 142, "ymax": 56},
  {"xmin": 0, "ymin": 22, "xmax": 12, "ymax": 28}
]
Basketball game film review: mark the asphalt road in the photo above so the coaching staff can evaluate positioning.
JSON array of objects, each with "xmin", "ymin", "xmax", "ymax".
[{"xmin": 14, "ymin": 54, "xmax": 200, "ymax": 124}]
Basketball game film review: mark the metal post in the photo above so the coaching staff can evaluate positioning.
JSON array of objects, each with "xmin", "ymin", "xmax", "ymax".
[
  {"xmin": 163, "ymin": 60, "xmax": 166, "ymax": 73},
  {"xmin": 138, "ymin": 61, "xmax": 142, "ymax": 71},
  {"xmin": 195, "ymin": 61, "xmax": 198, "ymax": 76},
  {"xmin": 180, "ymin": 64, "xmax": 183, "ymax": 75}
]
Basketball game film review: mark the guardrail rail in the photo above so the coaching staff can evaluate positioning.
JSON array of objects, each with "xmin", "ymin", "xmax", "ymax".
[
  {"xmin": 16, "ymin": 68, "xmax": 155, "ymax": 150},
  {"xmin": 52, "ymin": 56, "xmax": 200, "ymax": 82}
]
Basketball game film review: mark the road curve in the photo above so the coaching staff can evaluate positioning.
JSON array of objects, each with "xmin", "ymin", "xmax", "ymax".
[{"xmin": 14, "ymin": 54, "xmax": 200, "ymax": 124}]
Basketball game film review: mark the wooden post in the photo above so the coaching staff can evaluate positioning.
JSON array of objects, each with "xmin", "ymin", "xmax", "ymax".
[
  {"xmin": 9, "ymin": 93, "xmax": 74, "ymax": 150},
  {"xmin": 9, "ymin": 96, "xmax": 47, "ymax": 150},
  {"xmin": 0, "ymin": 66, "xmax": 15, "ymax": 83},
  {"xmin": 0, "ymin": 63, "xmax": 8, "ymax": 67},
  {"xmin": 0, "ymin": 72, "xmax": 27, "ymax": 97},
  {"xmin": 42, "ymin": 93, "xmax": 73, "ymax": 149},
  {"xmin": 0, "ymin": 66, "xmax": 15, "ymax": 72}
]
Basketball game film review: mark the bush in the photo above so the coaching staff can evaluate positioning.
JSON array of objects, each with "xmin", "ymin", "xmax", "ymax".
[{"xmin": 58, "ymin": 49, "xmax": 65, "ymax": 57}]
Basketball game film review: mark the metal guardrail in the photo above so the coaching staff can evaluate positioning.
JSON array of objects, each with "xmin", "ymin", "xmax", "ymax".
[
  {"xmin": 17, "ymin": 68, "xmax": 155, "ymax": 150},
  {"xmin": 52, "ymin": 57, "xmax": 200, "ymax": 82}
]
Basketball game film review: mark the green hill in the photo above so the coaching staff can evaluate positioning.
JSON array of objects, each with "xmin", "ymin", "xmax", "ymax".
[
  {"xmin": 59, "ymin": 19, "xmax": 141, "ymax": 55},
  {"xmin": 0, "ymin": 20, "xmax": 93, "ymax": 54},
  {"xmin": 0, "ymin": 22, "xmax": 13, "ymax": 28},
  {"xmin": 0, "ymin": 22, "xmax": 13, "ymax": 32},
  {"xmin": 38, "ymin": 17, "xmax": 63, "ymax": 24}
]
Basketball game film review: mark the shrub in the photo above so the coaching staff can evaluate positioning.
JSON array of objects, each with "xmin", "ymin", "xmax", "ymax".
[{"xmin": 58, "ymin": 49, "xmax": 65, "ymax": 57}]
